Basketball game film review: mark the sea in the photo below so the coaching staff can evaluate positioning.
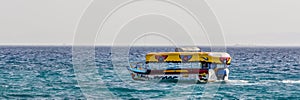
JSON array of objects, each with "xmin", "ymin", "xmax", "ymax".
[{"xmin": 0, "ymin": 46, "xmax": 299, "ymax": 99}]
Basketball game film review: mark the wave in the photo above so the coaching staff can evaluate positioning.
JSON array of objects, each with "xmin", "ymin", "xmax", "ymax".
[
  {"xmin": 226, "ymin": 80, "xmax": 249, "ymax": 83},
  {"xmin": 224, "ymin": 80, "xmax": 253, "ymax": 85},
  {"xmin": 223, "ymin": 79, "xmax": 300, "ymax": 86},
  {"xmin": 254, "ymin": 80, "xmax": 300, "ymax": 84},
  {"xmin": 282, "ymin": 80, "xmax": 300, "ymax": 84}
]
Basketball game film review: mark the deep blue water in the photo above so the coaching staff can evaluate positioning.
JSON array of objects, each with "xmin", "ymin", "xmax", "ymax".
[{"xmin": 0, "ymin": 46, "xmax": 299, "ymax": 99}]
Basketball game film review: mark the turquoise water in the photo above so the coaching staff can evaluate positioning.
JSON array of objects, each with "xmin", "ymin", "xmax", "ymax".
[{"xmin": 0, "ymin": 46, "xmax": 300, "ymax": 99}]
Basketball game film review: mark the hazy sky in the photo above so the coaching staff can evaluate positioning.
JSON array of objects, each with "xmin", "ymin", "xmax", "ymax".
[{"xmin": 1, "ymin": 0, "xmax": 300, "ymax": 46}]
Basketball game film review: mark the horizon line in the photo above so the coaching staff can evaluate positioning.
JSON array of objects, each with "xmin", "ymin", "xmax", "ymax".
[{"xmin": 0, "ymin": 44, "xmax": 300, "ymax": 47}]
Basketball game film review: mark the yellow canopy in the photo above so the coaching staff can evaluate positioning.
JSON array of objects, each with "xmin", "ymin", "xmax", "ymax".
[{"xmin": 145, "ymin": 52, "xmax": 231, "ymax": 64}]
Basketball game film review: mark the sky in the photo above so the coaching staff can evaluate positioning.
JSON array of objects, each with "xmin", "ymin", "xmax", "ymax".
[{"xmin": 0, "ymin": 0, "xmax": 300, "ymax": 46}]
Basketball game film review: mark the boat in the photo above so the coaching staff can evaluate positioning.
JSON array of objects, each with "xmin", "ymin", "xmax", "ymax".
[{"xmin": 127, "ymin": 47, "xmax": 231, "ymax": 82}]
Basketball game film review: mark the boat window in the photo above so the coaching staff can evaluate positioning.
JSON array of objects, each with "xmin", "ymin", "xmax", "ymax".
[
  {"xmin": 208, "ymin": 63, "xmax": 228, "ymax": 69},
  {"xmin": 148, "ymin": 63, "xmax": 166, "ymax": 70},
  {"xmin": 167, "ymin": 63, "xmax": 174, "ymax": 68},
  {"xmin": 216, "ymin": 64, "xmax": 226, "ymax": 68},
  {"xmin": 191, "ymin": 62, "xmax": 201, "ymax": 68},
  {"xmin": 181, "ymin": 63, "xmax": 190, "ymax": 68},
  {"xmin": 210, "ymin": 63, "xmax": 217, "ymax": 69},
  {"xmin": 159, "ymin": 63, "xmax": 169, "ymax": 69},
  {"xmin": 174, "ymin": 63, "xmax": 180, "ymax": 68},
  {"xmin": 202, "ymin": 62, "xmax": 209, "ymax": 69},
  {"xmin": 146, "ymin": 62, "xmax": 204, "ymax": 70}
]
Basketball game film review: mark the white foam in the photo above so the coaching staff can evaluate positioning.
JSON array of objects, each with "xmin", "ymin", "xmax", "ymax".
[
  {"xmin": 225, "ymin": 80, "xmax": 252, "ymax": 85},
  {"xmin": 227, "ymin": 80, "xmax": 249, "ymax": 83},
  {"xmin": 282, "ymin": 80, "xmax": 300, "ymax": 84}
]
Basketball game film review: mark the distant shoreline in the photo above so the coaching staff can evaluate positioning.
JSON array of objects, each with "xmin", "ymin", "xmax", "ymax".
[{"xmin": 0, "ymin": 45, "xmax": 299, "ymax": 48}]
